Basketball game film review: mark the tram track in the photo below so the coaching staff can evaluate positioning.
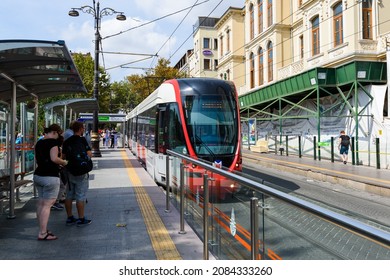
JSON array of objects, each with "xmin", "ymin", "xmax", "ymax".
[{"xmin": 242, "ymin": 158, "xmax": 390, "ymax": 232}]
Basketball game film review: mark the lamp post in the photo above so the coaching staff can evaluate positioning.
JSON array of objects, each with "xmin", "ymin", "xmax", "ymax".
[{"xmin": 69, "ymin": 0, "xmax": 126, "ymax": 157}]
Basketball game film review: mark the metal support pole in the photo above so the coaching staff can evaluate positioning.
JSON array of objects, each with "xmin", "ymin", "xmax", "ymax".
[
  {"xmin": 298, "ymin": 135, "xmax": 302, "ymax": 158},
  {"xmin": 8, "ymin": 82, "xmax": 17, "ymax": 219},
  {"xmin": 203, "ymin": 173, "xmax": 209, "ymax": 260},
  {"xmin": 165, "ymin": 156, "xmax": 171, "ymax": 212},
  {"xmin": 313, "ymin": 136, "xmax": 317, "ymax": 160},
  {"xmin": 33, "ymin": 99, "xmax": 39, "ymax": 198},
  {"xmin": 91, "ymin": 1, "xmax": 102, "ymax": 157},
  {"xmin": 179, "ymin": 163, "xmax": 186, "ymax": 234},
  {"xmin": 351, "ymin": 137, "xmax": 356, "ymax": 165},
  {"xmin": 376, "ymin": 138, "xmax": 380, "ymax": 169},
  {"xmin": 285, "ymin": 136, "xmax": 289, "ymax": 156},
  {"xmin": 331, "ymin": 136, "xmax": 334, "ymax": 163},
  {"xmin": 250, "ymin": 197, "xmax": 259, "ymax": 260}
]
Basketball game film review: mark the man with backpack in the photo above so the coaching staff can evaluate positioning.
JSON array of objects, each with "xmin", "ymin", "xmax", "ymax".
[
  {"xmin": 62, "ymin": 121, "xmax": 93, "ymax": 226},
  {"xmin": 338, "ymin": 130, "xmax": 351, "ymax": 164}
]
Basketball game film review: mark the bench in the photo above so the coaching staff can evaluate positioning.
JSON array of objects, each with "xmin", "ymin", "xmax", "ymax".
[
  {"xmin": 0, "ymin": 194, "xmax": 6, "ymax": 214},
  {"xmin": 251, "ymin": 140, "xmax": 269, "ymax": 153},
  {"xmin": 0, "ymin": 172, "xmax": 33, "ymax": 204}
]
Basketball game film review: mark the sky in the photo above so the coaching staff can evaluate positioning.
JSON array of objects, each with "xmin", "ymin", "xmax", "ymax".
[{"xmin": 0, "ymin": 0, "xmax": 244, "ymax": 82}]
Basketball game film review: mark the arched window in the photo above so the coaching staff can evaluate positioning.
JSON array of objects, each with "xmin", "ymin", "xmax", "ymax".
[
  {"xmin": 362, "ymin": 0, "xmax": 372, "ymax": 39},
  {"xmin": 267, "ymin": 42, "xmax": 273, "ymax": 82},
  {"xmin": 220, "ymin": 36, "xmax": 224, "ymax": 56},
  {"xmin": 299, "ymin": 35, "xmax": 304, "ymax": 59},
  {"xmin": 258, "ymin": 47, "xmax": 264, "ymax": 86},
  {"xmin": 250, "ymin": 4, "xmax": 254, "ymax": 39},
  {"xmin": 333, "ymin": 2, "xmax": 343, "ymax": 46},
  {"xmin": 250, "ymin": 52, "xmax": 255, "ymax": 88},
  {"xmin": 227, "ymin": 30, "xmax": 230, "ymax": 53},
  {"xmin": 258, "ymin": 0, "xmax": 263, "ymax": 34},
  {"xmin": 311, "ymin": 16, "xmax": 320, "ymax": 56},
  {"xmin": 267, "ymin": 0, "xmax": 273, "ymax": 27}
]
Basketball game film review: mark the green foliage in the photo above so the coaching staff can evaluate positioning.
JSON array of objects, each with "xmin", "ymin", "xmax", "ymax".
[{"xmin": 125, "ymin": 58, "xmax": 186, "ymax": 109}]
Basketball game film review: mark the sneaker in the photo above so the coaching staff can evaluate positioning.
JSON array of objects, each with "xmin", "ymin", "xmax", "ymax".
[
  {"xmin": 66, "ymin": 216, "xmax": 78, "ymax": 226},
  {"xmin": 76, "ymin": 218, "xmax": 92, "ymax": 227},
  {"xmin": 51, "ymin": 202, "xmax": 64, "ymax": 210}
]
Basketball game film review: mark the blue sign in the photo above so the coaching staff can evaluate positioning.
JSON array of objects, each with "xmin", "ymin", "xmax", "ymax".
[{"xmin": 203, "ymin": 50, "xmax": 213, "ymax": 56}]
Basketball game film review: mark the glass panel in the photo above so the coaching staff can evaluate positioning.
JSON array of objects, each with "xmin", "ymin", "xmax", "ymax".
[
  {"xmin": 0, "ymin": 104, "xmax": 9, "ymax": 172},
  {"xmin": 167, "ymin": 152, "xmax": 390, "ymax": 260}
]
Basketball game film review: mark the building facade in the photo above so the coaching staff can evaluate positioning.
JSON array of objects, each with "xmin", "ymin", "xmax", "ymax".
[
  {"xmin": 240, "ymin": 0, "xmax": 390, "ymax": 168},
  {"xmin": 215, "ymin": 7, "xmax": 246, "ymax": 94},
  {"xmin": 188, "ymin": 17, "xmax": 220, "ymax": 78}
]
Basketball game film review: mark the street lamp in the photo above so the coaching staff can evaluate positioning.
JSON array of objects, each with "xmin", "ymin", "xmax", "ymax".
[{"xmin": 69, "ymin": 0, "xmax": 126, "ymax": 157}]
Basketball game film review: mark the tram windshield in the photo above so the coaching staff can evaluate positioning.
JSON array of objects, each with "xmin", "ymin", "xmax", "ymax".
[{"xmin": 183, "ymin": 87, "xmax": 238, "ymax": 157}]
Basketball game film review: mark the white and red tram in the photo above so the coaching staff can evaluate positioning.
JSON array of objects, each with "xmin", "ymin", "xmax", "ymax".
[{"xmin": 126, "ymin": 78, "xmax": 242, "ymax": 199}]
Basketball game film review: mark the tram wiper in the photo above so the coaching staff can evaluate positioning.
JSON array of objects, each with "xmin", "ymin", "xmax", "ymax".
[{"xmin": 195, "ymin": 135, "xmax": 215, "ymax": 159}]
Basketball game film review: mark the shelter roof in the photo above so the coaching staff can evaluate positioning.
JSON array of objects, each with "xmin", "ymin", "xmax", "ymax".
[
  {"xmin": 0, "ymin": 39, "xmax": 87, "ymax": 102},
  {"xmin": 43, "ymin": 98, "xmax": 99, "ymax": 114}
]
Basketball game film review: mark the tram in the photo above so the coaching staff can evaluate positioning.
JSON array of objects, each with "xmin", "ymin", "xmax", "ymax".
[{"xmin": 126, "ymin": 78, "xmax": 242, "ymax": 199}]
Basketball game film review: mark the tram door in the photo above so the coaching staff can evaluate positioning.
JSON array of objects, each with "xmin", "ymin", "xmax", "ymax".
[{"xmin": 155, "ymin": 105, "xmax": 167, "ymax": 184}]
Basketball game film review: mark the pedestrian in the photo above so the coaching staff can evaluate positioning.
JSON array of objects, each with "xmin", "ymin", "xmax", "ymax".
[
  {"xmin": 62, "ymin": 121, "xmax": 92, "ymax": 226},
  {"xmin": 33, "ymin": 124, "xmax": 68, "ymax": 241},
  {"xmin": 110, "ymin": 130, "xmax": 115, "ymax": 148},
  {"xmin": 338, "ymin": 130, "xmax": 351, "ymax": 164},
  {"xmin": 63, "ymin": 121, "xmax": 75, "ymax": 141},
  {"xmin": 105, "ymin": 128, "xmax": 110, "ymax": 148}
]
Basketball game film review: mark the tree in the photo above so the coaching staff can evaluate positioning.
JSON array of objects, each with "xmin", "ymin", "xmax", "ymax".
[{"xmin": 125, "ymin": 58, "xmax": 186, "ymax": 109}]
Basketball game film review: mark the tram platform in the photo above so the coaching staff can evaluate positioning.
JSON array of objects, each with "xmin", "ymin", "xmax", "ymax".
[
  {"xmin": 243, "ymin": 148, "xmax": 390, "ymax": 197},
  {"xmin": 1, "ymin": 147, "xmax": 389, "ymax": 260},
  {"xmin": 0, "ymin": 148, "xmax": 205, "ymax": 260}
]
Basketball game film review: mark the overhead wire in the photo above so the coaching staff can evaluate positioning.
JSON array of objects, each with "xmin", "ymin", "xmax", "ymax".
[
  {"xmin": 149, "ymin": 0, "xmax": 201, "ymax": 69},
  {"xmin": 101, "ymin": 0, "xmax": 210, "ymax": 73},
  {"xmin": 168, "ymin": 0, "xmax": 225, "ymax": 62},
  {"xmin": 102, "ymin": 0, "xmax": 210, "ymax": 40}
]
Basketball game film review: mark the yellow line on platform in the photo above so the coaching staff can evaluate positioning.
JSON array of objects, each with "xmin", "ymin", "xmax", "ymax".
[{"xmin": 121, "ymin": 151, "xmax": 182, "ymax": 260}]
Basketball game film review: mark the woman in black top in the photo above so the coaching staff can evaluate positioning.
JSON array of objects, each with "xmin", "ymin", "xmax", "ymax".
[{"xmin": 34, "ymin": 124, "xmax": 68, "ymax": 241}]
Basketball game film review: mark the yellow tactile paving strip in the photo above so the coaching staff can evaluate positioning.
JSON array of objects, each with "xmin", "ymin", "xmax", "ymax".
[{"xmin": 121, "ymin": 151, "xmax": 182, "ymax": 260}]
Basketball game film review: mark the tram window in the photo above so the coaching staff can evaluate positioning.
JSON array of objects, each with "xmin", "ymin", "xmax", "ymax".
[
  {"xmin": 157, "ymin": 106, "xmax": 167, "ymax": 153},
  {"xmin": 167, "ymin": 104, "xmax": 186, "ymax": 153}
]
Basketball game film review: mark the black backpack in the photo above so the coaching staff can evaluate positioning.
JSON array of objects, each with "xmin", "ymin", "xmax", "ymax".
[
  {"xmin": 340, "ymin": 135, "xmax": 350, "ymax": 147},
  {"xmin": 65, "ymin": 137, "xmax": 93, "ymax": 176}
]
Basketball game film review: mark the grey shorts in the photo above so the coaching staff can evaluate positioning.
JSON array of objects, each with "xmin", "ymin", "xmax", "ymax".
[
  {"xmin": 66, "ymin": 172, "xmax": 89, "ymax": 202},
  {"xmin": 33, "ymin": 175, "xmax": 60, "ymax": 199}
]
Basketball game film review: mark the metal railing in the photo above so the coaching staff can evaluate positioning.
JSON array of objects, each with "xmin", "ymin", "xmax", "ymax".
[{"xmin": 166, "ymin": 149, "xmax": 390, "ymax": 260}]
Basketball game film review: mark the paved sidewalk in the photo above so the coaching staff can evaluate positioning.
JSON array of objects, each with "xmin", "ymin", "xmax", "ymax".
[{"xmin": 0, "ymin": 149, "xmax": 204, "ymax": 260}]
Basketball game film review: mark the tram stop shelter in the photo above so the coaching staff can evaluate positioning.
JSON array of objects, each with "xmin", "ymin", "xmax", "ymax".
[
  {"xmin": 0, "ymin": 39, "xmax": 87, "ymax": 218},
  {"xmin": 43, "ymin": 98, "xmax": 99, "ymax": 130}
]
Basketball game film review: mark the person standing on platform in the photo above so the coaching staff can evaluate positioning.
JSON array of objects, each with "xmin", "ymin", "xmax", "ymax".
[
  {"xmin": 62, "ymin": 121, "xmax": 93, "ymax": 226},
  {"xmin": 34, "ymin": 124, "xmax": 68, "ymax": 241},
  {"xmin": 110, "ymin": 130, "xmax": 115, "ymax": 148},
  {"xmin": 338, "ymin": 130, "xmax": 351, "ymax": 164},
  {"xmin": 63, "ymin": 121, "xmax": 75, "ymax": 141}
]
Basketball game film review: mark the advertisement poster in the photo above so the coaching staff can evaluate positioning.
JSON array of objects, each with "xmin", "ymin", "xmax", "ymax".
[{"xmin": 248, "ymin": 118, "xmax": 256, "ymax": 145}]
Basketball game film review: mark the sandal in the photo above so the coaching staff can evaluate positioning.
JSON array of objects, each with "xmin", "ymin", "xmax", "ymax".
[{"xmin": 37, "ymin": 231, "xmax": 58, "ymax": 241}]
